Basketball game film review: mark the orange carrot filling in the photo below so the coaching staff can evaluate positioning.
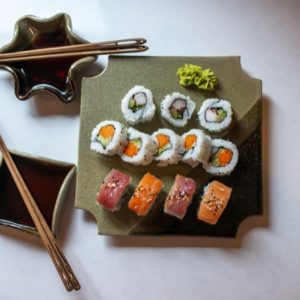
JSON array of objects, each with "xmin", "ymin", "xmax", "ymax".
[
  {"xmin": 99, "ymin": 125, "xmax": 115, "ymax": 138},
  {"xmin": 184, "ymin": 134, "xmax": 197, "ymax": 150},
  {"xmin": 157, "ymin": 134, "xmax": 170, "ymax": 148},
  {"xmin": 218, "ymin": 148, "xmax": 233, "ymax": 166},
  {"xmin": 123, "ymin": 139, "xmax": 141, "ymax": 157}
]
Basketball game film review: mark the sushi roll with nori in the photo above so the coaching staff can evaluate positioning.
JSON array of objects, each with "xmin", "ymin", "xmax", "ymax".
[
  {"xmin": 198, "ymin": 98, "xmax": 233, "ymax": 133},
  {"xmin": 96, "ymin": 169, "xmax": 131, "ymax": 212},
  {"xmin": 120, "ymin": 127, "xmax": 156, "ymax": 166},
  {"xmin": 91, "ymin": 120, "xmax": 127, "ymax": 155},
  {"xmin": 128, "ymin": 173, "xmax": 163, "ymax": 216},
  {"xmin": 197, "ymin": 180, "xmax": 232, "ymax": 225},
  {"xmin": 203, "ymin": 139, "xmax": 239, "ymax": 175},
  {"xmin": 164, "ymin": 175, "xmax": 196, "ymax": 220},
  {"xmin": 121, "ymin": 85, "xmax": 155, "ymax": 125},
  {"xmin": 161, "ymin": 92, "xmax": 195, "ymax": 127},
  {"xmin": 152, "ymin": 129, "xmax": 181, "ymax": 167},
  {"xmin": 180, "ymin": 129, "xmax": 212, "ymax": 168}
]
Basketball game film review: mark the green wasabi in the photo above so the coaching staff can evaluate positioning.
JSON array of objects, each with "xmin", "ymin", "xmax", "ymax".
[{"xmin": 177, "ymin": 64, "xmax": 218, "ymax": 91}]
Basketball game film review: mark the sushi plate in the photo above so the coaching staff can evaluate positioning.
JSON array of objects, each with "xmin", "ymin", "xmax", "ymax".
[{"xmin": 75, "ymin": 55, "xmax": 262, "ymax": 237}]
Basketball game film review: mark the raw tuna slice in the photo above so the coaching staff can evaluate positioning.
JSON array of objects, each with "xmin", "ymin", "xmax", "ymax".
[
  {"xmin": 164, "ymin": 175, "xmax": 196, "ymax": 219},
  {"xmin": 96, "ymin": 169, "xmax": 131, "ymax": 212}
]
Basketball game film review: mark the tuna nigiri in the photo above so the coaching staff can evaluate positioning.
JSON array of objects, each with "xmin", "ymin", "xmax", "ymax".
[
  {"xmin": 128, "ymin": 173, "xmax": 163, "ymax": 216},
  {"xmin": 96, "ymin": 169, "xmax": 131, "ymax": 212},
  {"xmin": 197, "ymin": 180, "xmax": 232, "ymax": 225},
  {"xmin": 164, "ymin": 175, "xmax": 196, "ymax": 219}
]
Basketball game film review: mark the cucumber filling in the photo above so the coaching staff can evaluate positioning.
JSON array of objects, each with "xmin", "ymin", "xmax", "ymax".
[
  {"xmin": 97, "ymin": 135, "xmax": 112, "ymax": 149},
  {"xmin": 128, "ymin": 92, "xmax": 147, "ymax": 113},
  {"xmin": 169, "ymin": 98, "xmax": 187, "ymax": 120},
  {"xmin": 157, "ymin": 143, "xmax": 172, "ymax": 156},
  {"xmin": 205, "ymin": 107, "xmax": 227, "ymax": 123}
]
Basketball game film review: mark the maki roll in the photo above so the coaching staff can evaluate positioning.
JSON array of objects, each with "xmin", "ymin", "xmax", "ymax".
[
  {"xmin": 203, "ymin": 139, "xmax": 239, "ymax": 175},
  {"xmin": 198, "ymin": 98, "xmax": 233, "ymax": 133},
  {"xmin": 197, "ymin": 180, "xmax": 232, "ymax": 225},
  {"xmin": 164, "ymin": 175, "xmax": 196, "ymax": 220},
  {"xmin": 128, "ymin": 173, "xmax": 163, "ymax": 216},
  {"xmin": 120, "ymin": 127, "xmax": 156, "ymax": 166},
  {"xmin": 121, "ymin": 85, "xmax": 155, "ymax": 125},
  {"xmin": 161, "ymin": 92, "xmax": 195, "ymax": 127},
  {"xmin": 96, "ymin": 169, "xmax": 131, "ymax": 212},
  {"xmin": 91, "ymin": 120, "xmax": 127, "ymax": 155},
  {"xmin": 180, "ymin": 129, "xmax": 212, "ymax": 168},
  {"xmin": 152, "ymin": 128, "xmax": 181, "ymax": 167}
]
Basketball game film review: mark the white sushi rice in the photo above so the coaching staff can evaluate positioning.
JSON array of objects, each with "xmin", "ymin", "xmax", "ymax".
[
  {"xmin": 203, "ymin": 139, "xmax": 239, "ymax": 175},
  {"xmin": 152, "ymin": 128, "xmax": 181, "ymax": 167},
  {"xmin": 90, "ymin": 120, "xmax": 128, "ymax": 155},
  {"xmin": 180, "ymin": 129, "xmax": 212, "ymax": 168},
  {"xmin": 121, "ymin": 85, "xmax": 155, "ymax": 125},
  {"xmin": 120, "ymin": 127, "xmax": 156, "ymax": 166},
  {"xmin": 198, "ymin": 98, "xmax": 233, "ymax": 133},
  {"xmin": 161, "ymin": 92, "xmax": 195, "ymax": 127}
]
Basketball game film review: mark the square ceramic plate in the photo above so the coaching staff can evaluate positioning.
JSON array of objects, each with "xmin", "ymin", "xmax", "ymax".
[{"xmin": 76, "ymin": 55, "xmax": 262, "ymax": 237}]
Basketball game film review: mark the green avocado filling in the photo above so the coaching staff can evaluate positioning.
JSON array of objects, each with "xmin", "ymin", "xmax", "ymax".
[
  {"xmin": 211, "ymin": 152, "xmax": 220, "ymax": 167},
  {"xmin": 131, "ymin": 138, "xmax": 142, "ymax": 149},
  {"xmin": 157, "ymin": 143, "xmax": 172, "ymax": 156},
  {"xmin": 97, "ymin": 136, "xmax": 112, "ymax": 149},
  {"xmin": 177, "ymin": 64, "xmax": 218, "ymax": 91},
  {"xmin": 169, "ymin": 107, "xmax": 183, "ymax": 119},
  {"xmin": 206, "ymin": 107, "xmax": 227, "ymax": 123},
  {"xmin": 216, "ymin": 109, "xmax": 227, "ymax": 122},
  {"xmin": 128, "ymin": 92, "xmax": 146, "ymax": 113}
]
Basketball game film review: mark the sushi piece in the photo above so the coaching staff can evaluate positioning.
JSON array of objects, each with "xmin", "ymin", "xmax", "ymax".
[
  {"xmin": 152, "ymin": 128, "xmax": 181, "ymax": 167},
  {"xmin": 121, "ymin": 85, "xmax": 155, "ymax": 125},
  {"xmin": 96, "ymin": 169, "xmax": 131, "ymax": 212},
  {"xmin": 91, "ymin": 120, "xmax": 127, "ymax": 155},
  {"xmin": 198, "ymin": 98, "xmax": 233, "ymax": 133},
  {"xmin": 164, "ymin": 175, "xmax": 196, "ymax": 219},
  {"xmin": 197, "ymin": 180, "xmax": 232, "ymax": 225},
  {"xmin": 161, "ymin": 92, "xmax": 195, "ymax": 127},
  {"xmin": 203, "ymin": 139, "xmax": 239, "ymax": 176},
  {"xmin": 120, "ymin": 127, "xmax": 156, "ymax": 166},
  {"xmin": 180, "ymin": 129, "xmax": 212, "ymax": 168},
  {"xmin": 128, "ymin": 173, "xmax": 163, "ymax": 216}
]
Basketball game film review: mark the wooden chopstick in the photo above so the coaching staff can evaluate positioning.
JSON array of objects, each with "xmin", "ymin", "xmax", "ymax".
[
  {"xmin": 0, "ymin": 135, "xmax": 80, "ymax": 292},
  {"xmin": 0, "ymin": 38, "xmax": 148, "ymax": 63}
]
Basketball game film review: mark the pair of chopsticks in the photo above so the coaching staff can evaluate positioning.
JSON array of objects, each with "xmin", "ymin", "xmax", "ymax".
[
  {"xmin": 0, "ymin": 38, "xmax": 148, "ymax": 63},
  {"xmin": 0, "ymin": 135, "xmax": 80, "ymax": 292}
]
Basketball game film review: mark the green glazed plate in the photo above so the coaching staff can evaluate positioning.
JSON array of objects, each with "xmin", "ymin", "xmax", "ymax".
[{"xmin": 76, "ymin": 55, "xmax": 262, "ymax": 237}]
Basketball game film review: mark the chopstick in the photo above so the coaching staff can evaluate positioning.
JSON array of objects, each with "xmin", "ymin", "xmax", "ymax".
[
  {"xmin": 0, "ymin": 135, "xmax": 80, "ymax": 292},
  {"xmin": 0, "ymin": 38, "xmax": 148, "ymax": 63}
]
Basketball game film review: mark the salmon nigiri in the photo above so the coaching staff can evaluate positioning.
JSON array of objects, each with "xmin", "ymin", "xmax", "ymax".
[
  {"xmin": 197, "ymin": 180, "xmax": 232, "ymax": 225},
  {"xmin": 128, "ymin": 173, "xmax": 163, "ymax": 216}
]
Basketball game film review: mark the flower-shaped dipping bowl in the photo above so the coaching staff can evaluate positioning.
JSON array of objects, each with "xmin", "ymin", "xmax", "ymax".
[
  {"xmin": 0, "ymin": 13, "xmax": 96, "ymax": 102},
  {"xmin": 0, "ymin": 151, "xmax": 76, "ymax": 236}
]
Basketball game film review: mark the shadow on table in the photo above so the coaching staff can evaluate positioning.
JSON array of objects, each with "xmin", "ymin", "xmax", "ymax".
[{"xmin": 106, "ymin": 95, "xmax": 271, "ymax": 248}]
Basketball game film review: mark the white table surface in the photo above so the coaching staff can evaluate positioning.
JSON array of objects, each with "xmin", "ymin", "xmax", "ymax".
[{"xmin": 0, "ymin": 1, "xmax": 299, "ymax": 299}]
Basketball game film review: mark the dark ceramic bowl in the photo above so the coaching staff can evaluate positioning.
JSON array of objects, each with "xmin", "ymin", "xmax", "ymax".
[
  {"xmin": 0, "ymin": 150, "xmax": 76, "ymax": 235},
  {"xmin": 0, "ymin": 13, "xmax": 96, "ymax": 102}
]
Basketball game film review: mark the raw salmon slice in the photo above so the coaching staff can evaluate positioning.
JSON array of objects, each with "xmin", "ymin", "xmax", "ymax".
[
  {"xmin": 128, "ymin": 173, "xmax": 163, "ymax": 216},
  {"xmin": 197, "ymin": 180, "xmax": 232, "ymax": 225}
]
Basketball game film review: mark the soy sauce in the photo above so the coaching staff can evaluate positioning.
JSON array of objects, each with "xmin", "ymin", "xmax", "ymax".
[
  {"xmin": 0, "ymin": 154, "xmax": 73, "ymax": 230},
  {"xmin": 9, "ymin": 30, "xmax": 84, "ymax": 97}
]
